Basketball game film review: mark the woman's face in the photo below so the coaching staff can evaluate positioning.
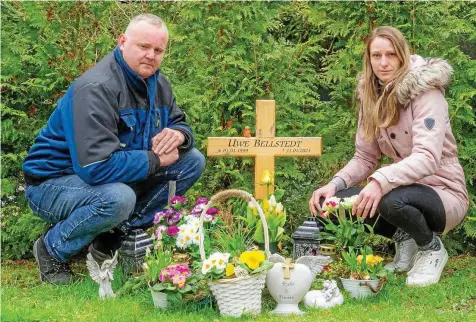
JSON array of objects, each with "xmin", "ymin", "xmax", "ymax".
[{"xmin": 369, "ymin": 37, "xmax": 402, "ymax": 83}]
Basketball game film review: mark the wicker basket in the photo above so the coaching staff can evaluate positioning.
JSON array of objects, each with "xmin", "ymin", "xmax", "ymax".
[{"xmin": 198, "ymin": 189, "xmax": 270, "ymax": 317}]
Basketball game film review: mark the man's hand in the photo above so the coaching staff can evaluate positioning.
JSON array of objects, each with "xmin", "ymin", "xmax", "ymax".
[
  {"xmin": 157, "ymin": 148, "xmax": 179, "ymax": 167},
  {"xmin": 152, "ymin": 128, "xmax": 185, "ymax": 156},
  {"xmin": 309, "ymin": 183, "xmax": 337, "ymax": 216},
  {"xmin": 352, "ymin": 179, "xmax": 383, "ymax": 219}
]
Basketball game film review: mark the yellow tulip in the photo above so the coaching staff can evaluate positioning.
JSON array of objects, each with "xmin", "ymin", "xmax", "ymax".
[
  {"xmin": 261, "ymin": 170, "xmax": 272, "ymax": 184},
  {"xmin": 263, "ymin": 198, "xmax": 270, "ymax": 211}
]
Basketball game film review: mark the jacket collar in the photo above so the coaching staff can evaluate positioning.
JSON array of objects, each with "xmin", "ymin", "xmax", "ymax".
[{"xmin": 113, "ymin": 46, "xmax": 158, "ymax": 107}]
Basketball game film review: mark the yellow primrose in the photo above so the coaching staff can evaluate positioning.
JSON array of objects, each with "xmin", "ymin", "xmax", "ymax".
[
  {"xmin": 357, "ymin": 255, "xmax": 363, "ymax": 264},
  {"xmin": 225, "ymin": 263, "xmax": 235, "ymax": 277},
  {"xmin": 239, "ymin": 250, "xmax": 265, "ymax": 270}
]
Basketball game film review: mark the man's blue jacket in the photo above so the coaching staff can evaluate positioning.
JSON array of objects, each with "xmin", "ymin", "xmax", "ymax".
[{"xmin": 23, "ymin": 47, "xmax": 194, "ymax": 186}]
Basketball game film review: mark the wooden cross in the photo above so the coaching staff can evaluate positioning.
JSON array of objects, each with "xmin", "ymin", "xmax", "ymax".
[
  {"xmin": 207, "ymin": 100, "xmax": 322, "ymax": 199},
  {"xmin": 282, "ymin": 258, "xmax": 295, "ymax": 279}
]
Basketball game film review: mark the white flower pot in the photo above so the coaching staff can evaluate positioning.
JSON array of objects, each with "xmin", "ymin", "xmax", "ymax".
[
  {"xmin": 266, "ymin": 262, "xmax": 314, "ymax": 315},
  {"xmin": 150, "ymin": 290, "xmax": 168, "ymax": 309},
  {"xmin": 340, "ymin": 278, "xmax": 379, "ymax": 299}
]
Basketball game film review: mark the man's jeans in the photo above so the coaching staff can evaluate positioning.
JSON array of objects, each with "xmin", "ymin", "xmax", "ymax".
[{"xmin": 25, "ymin": 148, "xmax": 205, "ymax": 262}]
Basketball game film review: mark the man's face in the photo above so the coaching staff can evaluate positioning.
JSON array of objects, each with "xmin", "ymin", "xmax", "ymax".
[
  {"xmin": 369, "ymin": 36, "xmax": 402, "ymax": 83},
  {"xmin": 118, "ymin": 21, "xmax": 168, "ymax": 79}
]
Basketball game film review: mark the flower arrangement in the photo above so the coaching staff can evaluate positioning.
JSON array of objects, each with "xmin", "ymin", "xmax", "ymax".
[
  {"xmin": 341, "ymin": 246, "xmax": 387, "ymax": 280},
  {"xmin": 248, "ymin": 194, "xmax": 287, "ymax": 243},
  {"xmin": 141, "ymin": 244, "xmax": 198, "ymax": 305},
  {"xmin": 317, "ymin": 195, "xmax": 374, "ymax": 252},
  {"xmin": 149, "ymin": 263, "xmax": 196, "ymax": 302},
  {"xmin": 242, "ymin": 170, "xmax": 287, "ymax": 244},
  {"xmin": 201, "ymin": 250, "xmax": 273, "ymax": 281},
  {"xmin": 152, "ymin": 196, "xmax": 220, "ymax": 253}
]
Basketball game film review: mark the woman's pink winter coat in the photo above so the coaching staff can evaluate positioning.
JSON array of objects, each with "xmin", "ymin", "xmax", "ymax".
[{"xmin": 335, "ymin": 55, "xmax": 468, "ymax": 232}]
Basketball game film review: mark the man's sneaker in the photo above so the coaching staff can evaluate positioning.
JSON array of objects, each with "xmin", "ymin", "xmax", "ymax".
[
  {"xmin": 33, "ymin": 235, "xmax": 73, "ymax": 285},
  {"xmin": 406, "ymin": 236, "xmax": 448, "ymax": 287},
  {"xmin": 384, "ymin": 238, "xmax": 418, "ymax": 272}
]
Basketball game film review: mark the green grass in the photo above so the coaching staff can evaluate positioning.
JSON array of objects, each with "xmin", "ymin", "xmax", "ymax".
[{"xmin": 1, "ymin": 256, "xmax": 475, "ymax": 322}]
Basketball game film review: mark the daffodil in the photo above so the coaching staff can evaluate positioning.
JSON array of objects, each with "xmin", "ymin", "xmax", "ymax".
[
  {"xmin": 239, "ymin": 250, "xmax": 265, "ymax": 270},
  {"xmin": 225, "ymin": 264, "xmax": 235, "ymax": 277},
  {"xmin": 275, "ymin": 202, "xmax": 284, "ymax": 214}
]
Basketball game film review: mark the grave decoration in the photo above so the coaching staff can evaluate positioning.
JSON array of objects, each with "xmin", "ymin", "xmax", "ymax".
[{"xmin": 266, "ymin": 253, "xmax": 331, "ymax": 315}]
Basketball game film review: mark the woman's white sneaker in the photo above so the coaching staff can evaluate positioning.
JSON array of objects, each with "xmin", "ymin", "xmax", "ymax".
[
  {"xmin": 406, "ymin": 236, "xmax": 448, "ymax": 287},
  {"xmin": 384, "ymin": 238, "xmax": 418, "ymax": 272}
]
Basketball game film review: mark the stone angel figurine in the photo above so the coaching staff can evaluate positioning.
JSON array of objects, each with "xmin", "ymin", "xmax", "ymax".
[
  {"xmin": 86, "ymin": 251, "xmax": 118, "ymax": 299},
  {"xmin": 304, "ymin": 280, "xmax": 344, "ymax": 309}
]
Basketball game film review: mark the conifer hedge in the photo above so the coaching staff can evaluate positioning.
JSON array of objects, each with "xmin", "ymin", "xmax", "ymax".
[{"xmin": 2, "ymin": 1, "xmax": 475, "ymax": 258}]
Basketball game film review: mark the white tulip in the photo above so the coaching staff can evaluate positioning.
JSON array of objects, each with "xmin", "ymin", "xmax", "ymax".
[
  {"xmin": 268, "ymin": 195, "xmax": 277, "ymax": 208},
  {"xmin": 275, "ymin": 202, "xmax": 284, "ymax": 214}
]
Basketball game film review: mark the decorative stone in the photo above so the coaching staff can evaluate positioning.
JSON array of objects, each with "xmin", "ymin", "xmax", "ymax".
[
  {"xmin": 119, "ymin": 229, "xmax": 153, "ymax": 275},
  {"xmin": 267, "ymin": 254, "xmax": 330, "ymax": 315},
  {"xmin": 304, "ymin": 280, "xmax": 344, "ymax": 309},
  {"xmin": 291, "ymin": 216, "xmax": 323, "ymax": 259}
]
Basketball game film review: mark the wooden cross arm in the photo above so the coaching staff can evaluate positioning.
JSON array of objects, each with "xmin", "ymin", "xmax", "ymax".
[{"xmin": 207, "ymin": 137, "xmax": 322, "ymax": 157}]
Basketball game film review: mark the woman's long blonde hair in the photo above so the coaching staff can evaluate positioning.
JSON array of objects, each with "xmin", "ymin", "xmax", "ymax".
[{"xmin": 360, "ymin": 26, "xmax": 411, "ymax": 141}]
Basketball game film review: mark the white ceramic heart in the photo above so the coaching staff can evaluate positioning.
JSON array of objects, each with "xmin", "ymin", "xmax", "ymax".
[{"xmin": 266, "ymin": 262, "xmax": 314, "ymax": 315}]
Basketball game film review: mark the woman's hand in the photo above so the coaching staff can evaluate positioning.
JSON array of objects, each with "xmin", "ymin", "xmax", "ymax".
[
  {"xmin": 352, "ymin": 179, "xmax": 383, "ymax": 219},
  {"xmin": 309, "ymin": 183, "xmax": 337, "ymax": 216}
]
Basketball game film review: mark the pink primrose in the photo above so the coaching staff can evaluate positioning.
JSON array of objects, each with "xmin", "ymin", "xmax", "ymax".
[
  {"xmin": 170, "ymin": 196, "xmax": 186, "ymax": 205},
  {"xmin": 195, "ymin": 198, "xmax": 209, "ymax": 205},
  {"xmin": 166, "ymin": 225, "xmax": 179, "ymax": 236},
  {"xmin": 206, "ymin": 207, "xmax": 218, "ymax": 215},
  {"xmin": 153, "ymin": 211, "xmax": 165, "ymax": 225}
]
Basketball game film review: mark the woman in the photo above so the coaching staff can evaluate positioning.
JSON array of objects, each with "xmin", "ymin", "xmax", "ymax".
[{"xmin": 309, "ymin": 26, "xmax": 468, "ymax": 287}]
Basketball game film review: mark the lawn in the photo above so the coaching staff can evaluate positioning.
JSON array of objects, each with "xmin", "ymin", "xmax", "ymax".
[{"xmin": 1, "ymin": 255, "xmax": 475, "ymax": 322}]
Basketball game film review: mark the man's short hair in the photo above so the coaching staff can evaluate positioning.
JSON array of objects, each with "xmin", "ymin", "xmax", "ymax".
[{"xmin": 125, "ymin": 14, "xmax": 168, "ymax": 34}]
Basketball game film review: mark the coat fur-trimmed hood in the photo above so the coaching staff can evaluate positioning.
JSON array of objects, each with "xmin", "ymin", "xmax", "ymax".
[{"xmin": 357, "ymin": 55, "xmax": 453, "ymax": 107}]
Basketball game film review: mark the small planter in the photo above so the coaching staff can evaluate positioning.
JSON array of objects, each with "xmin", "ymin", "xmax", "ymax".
[
  {"xmin": 340, "ymin": 277, "xmax": 385, "ymax": 299},
  {"xmin": 150, "ymin": 290, "xmax": 168, "ymax": 309}
]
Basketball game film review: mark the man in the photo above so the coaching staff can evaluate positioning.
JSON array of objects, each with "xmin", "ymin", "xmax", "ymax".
[{"xmin": 22, "ymin": 14, "xmax": 205, "ymax": 284}]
